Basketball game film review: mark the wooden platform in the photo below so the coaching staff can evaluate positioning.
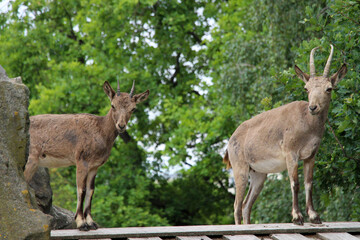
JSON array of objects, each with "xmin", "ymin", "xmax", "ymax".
[{"xmin": 51, "ymin": 222, "xmax": 360, "ymax": 240}]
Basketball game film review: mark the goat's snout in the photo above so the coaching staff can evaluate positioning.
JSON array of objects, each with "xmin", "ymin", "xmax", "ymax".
[
  {"xmin": 117, "ymin": 123, "xmax": 126, "ymax": 132},
  {"xmin": 308, "ymin": 104, "xmax": 319, "ymax": 115},
  {"xmin": 309, "ymin": 105, "xmax": 317, "ymax": 111}
]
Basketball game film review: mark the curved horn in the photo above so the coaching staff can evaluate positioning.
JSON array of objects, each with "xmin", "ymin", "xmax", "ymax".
[
  {"xmin": 117, "ymin": 79, "xmax": 121, "ymax": 96},
  {"xmin": 323, "ymin": 44, "xmax": 334, "ymax": 77},
  {"xmin": 309, "ymin": 46, "xmax": 319, "ymax": 77},
  {"xmin": 129, "ymin": 80, "xmax": 135, "ymax": 98}
]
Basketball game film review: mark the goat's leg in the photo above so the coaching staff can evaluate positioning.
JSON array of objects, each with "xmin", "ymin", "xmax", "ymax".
[
  {"xmin": 24, "ymin": 151, "xmax": 40, "ymax": 182},
  {"xmin": 83, "ymin": 168, "xmax": 99, "ymax": 230},
  {"xmin": 304, "ymin": 158, "xmax": 321, "ymax": 224},
  {"xmin": 233, "ymin": 163, "xmax": 249, "ymax": 224},
  {"xmin": 242, "ymin": 170, "xmax": 267, "ymax": 224},
  {"xmin": 75, "ymin": 162, "xmax": 89, "ymax": 231},
  {"xmin": 286, "ymin": 153, "xmax": 303, "ymax": 225}
]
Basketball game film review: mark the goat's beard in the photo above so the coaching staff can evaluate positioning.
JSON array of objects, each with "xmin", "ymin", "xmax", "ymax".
[{"xmin": 117, "ymin": 128, "xmax": 126, "ymax": 133}]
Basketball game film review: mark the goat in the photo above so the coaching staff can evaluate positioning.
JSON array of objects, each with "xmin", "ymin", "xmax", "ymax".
[
  {"xmin": 223, "ymin": 45, "xmax": 347, "ymax": 225},
  {"xmin": 24, "ymin": 80, "xmax": 149, "ymax": 231}
]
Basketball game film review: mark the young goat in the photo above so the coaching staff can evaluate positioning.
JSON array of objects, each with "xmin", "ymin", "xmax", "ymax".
[
  {"xmin": 24, "ymin": 80, "xmax": 149, "ymax": 231},
  {"xmin": 223, "ymin": 45, "xmax": 347, "ymax": 225}
]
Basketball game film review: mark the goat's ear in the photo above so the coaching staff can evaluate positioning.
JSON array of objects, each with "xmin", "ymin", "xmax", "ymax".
[
  {"xmin": 103, "ymin": 81, "xmax": 115, "ymax": 101},
  {"xmin": 330, "ymin": 64, "xmax": 347, "ymax": 86},
  {"xmin": 294, "ymin": 65, "xmax": 310, "ymax": 83},
  {"xmin": 134, "ymin": 90, "xmax": 149, "ymax": 104}
]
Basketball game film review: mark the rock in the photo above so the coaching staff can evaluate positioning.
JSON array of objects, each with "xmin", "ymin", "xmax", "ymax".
[
  {"xmin": 29, "ymin": 166, "xmax": 76, "ymax": 229},
  {"xmin": 50, "ymin": 205, "xmax": 77, "ymax": 230},
  {"xmin": 29, "ymin": 167, "xmax": 53, "ymax": 214},
  {"xmin": 0, "ymin": 66, "xmax": 51, "ymax": 239},
  {"xmin": 0, "ymin": 65, "xmax": 10, "ymax": 81}
]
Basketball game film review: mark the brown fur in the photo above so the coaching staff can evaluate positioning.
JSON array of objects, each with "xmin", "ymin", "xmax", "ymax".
[
  {"xmin": 223, "ymin": 150, "xmax": 231, "ymax": 170},
  {"xmin": 224, "ymin": 46, "xmax": 347, "ymax": 225},
  {"xmin": 24, "ymin": 81, "xmax": 150, "ymax": 231}
]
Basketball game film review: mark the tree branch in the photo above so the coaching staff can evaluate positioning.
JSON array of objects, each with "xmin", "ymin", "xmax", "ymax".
[
  {"xmin": 169, "ymin": 52, "xmax": 181, "ymax": 87},
  {"xmin": 216, "ymin": 178, "xmax": 234, "ymax": 198},
  {"xmin": 327, "ymin": 120, "xmax": 360, "ymax": 162},
  {"xmin": 184, "ymin": 161, "xmax": 193, "ymax": 167},
  {"xmin": 187, "ymin": 31, "xmax": 203, "ymax": 45},
  {"xmin": 60, "ymin": 3, "xmax": 77, "ymax": 41},
  {"xmin": 60, "ymin": 2, "xmax": 85, "ymax": 64},
  {"xmin": 191, "ymin": 90, "xmax": 201, "ymax": 96}
]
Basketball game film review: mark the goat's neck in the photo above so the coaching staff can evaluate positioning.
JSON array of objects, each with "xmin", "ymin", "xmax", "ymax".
[
  {"xmin": 102, "ymin": 109, "xmax": 119, "ymax": 144},
  {"xmin": 305, "ymin": 102, "xmax": 330, "ymax": 133}
]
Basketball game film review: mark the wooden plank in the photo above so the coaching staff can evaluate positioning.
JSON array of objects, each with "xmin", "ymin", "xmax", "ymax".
[
  {"xmin": 50, "ymin": 222, "xmax": 360, "ymax": 239},
  {"xmin": 224, "ymin": 234, "xmax": 261, "ymax": 240},
  {"xmin": 128, "ymin": 238, "xmax": 163, "ymax": 240},
  {"xmin": 177, "ymin": 236, "xmax": 212, "ymax": 240},
  {"xmin": 317, "ymin": 232, "xmax": 359, "ymax": 240},
  {"xmin": 271, "ymin": 233, "xmax": 309, "ymax": 240}
]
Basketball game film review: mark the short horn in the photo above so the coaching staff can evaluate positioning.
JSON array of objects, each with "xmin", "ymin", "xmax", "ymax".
[
  {"xmin": 323, "ymin": 44, "xmax": 334, "ymax": 77},
  {"xmin": 117, "ymin": 79, "xmax": 121, "ymax": 96},
  {"xmin": 309, "ymin": 46, "xmax": 319, "ymax": 77},
  {"xmin": 129, "ymin": 80, "xmax": 135, "ymax": 98}
]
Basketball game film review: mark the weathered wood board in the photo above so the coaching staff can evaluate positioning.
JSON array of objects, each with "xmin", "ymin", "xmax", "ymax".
[
  {"xmin": 223, "ymin": 234, "xmax": 261, "ymax": 240},
  {"xmin": 128, "ymin": 237, "xmax": 163, "ymax": 240},
  {"xmin": 176, "ymin": 235, "xmax": 212, "ymax": 240},
  {"xmin": 51, "ymin": 222, "xmax": 360, "ymax": 240},
  {"xmin": 317, "ymin": 232, "xmax": 359, "ymax": 240},
  {"xmin": 271, "ymin": 233, "xmax": 310, "ymax": 240}
]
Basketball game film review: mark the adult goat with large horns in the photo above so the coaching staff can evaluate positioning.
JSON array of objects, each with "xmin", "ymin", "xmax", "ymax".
[
  {"xmin": 223, "ymin": 45, "xmax": 347, "ymax": 225},
  {"xmin": 24, "ymin": 80, "xmax": 149, "ymax": 231}
]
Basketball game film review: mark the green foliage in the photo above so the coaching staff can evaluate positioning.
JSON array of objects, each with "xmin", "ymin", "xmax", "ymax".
[
  {"xmin": 0, "ymin": 0, "xmax": 359, "ymax": 227},
  {"xmin": 150, "ymin": 158, "xmax": 233, "ymax": 225}
]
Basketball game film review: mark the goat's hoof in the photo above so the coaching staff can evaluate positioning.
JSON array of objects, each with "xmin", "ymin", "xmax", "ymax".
[
  {"xmin": 292, "ymin": 217, "xmax": 304, "ymax": 225},
  {"xmin": 310, "ymin": 216, "xmax": 322, "ymax": 224},
  {"xmin": 88, "ymin": 221, "xmax": 99, "ymax": 230},
  {"xmin": 78, "ymin": 223, "xmax": 90, "ymax": 231}
]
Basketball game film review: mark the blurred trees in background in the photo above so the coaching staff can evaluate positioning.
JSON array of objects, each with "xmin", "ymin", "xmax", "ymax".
[{"xmin": 0, "ymin": 0, "xmax": 359, "ymax": 226}]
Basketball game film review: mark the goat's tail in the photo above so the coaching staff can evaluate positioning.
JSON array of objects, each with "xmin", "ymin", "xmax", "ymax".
[{"xmin": 223, "ymin": 149, "xmax": 232, "ymax": 170}]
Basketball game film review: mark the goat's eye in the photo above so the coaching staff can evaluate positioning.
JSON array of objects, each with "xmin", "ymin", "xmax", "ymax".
[
  {"xmin": 326, "ymin": 88, "xmax": 332, "ymax": 93},
  {"xmin": 111, "ymin": 105, "xmax": 115, "ymax": 109},
  {"xmin": 304, "ymin": 87, "xmax": 308, "ymax": 92},
  {"xmin": 131, "ymin": 108, "xmax": 136, "ymax": 112}
]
